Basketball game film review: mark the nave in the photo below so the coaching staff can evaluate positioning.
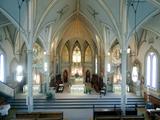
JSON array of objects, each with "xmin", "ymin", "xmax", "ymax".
[{"xmin": 1, "ymin": 0, "xmax": 160, "ymax": 119}]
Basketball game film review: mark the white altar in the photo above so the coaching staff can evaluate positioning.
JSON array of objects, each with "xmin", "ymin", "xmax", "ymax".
[
  {"xmin": 70, "ymin": 77, "xmax": 85, "ymax": 95},
  {"xmin": 23, "ymin": 84, "xmax": 40, "ymax": 94},
  {"xmin": 113, "ymin": 84, "xmax": 129, "ymax": 93},
  {"xmin": 71, "ymin": 84, "xmax": 85, "ymax": 95}
]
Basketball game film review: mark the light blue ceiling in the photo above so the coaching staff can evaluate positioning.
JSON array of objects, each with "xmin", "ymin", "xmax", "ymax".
[
  {"xmin": 127, "ymin": 1, "xmax": 158, "ymax": 37},
  {"xmin": 143, "ymin": 13, "xmax": 160, "ymax": 35},
  {"xmin": 0, "ymin": 0, "xmax": 160, "ymax": 49}
]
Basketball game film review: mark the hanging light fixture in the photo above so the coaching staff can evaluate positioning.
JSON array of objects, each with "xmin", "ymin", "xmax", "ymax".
[
  {"xmin": 127, "ymin": 46, "xmax": 131, "ymax": 54},
  {"xmin": 130, "ymin": 0, "xmax": 140, "ymax": 41},
  {"xmin": 16, "ymin": 0, "xmax": 25, "ymax": 82},
  {"xmin": 16, "ymin": 0, "xmax": 25, "ymax": 54}
]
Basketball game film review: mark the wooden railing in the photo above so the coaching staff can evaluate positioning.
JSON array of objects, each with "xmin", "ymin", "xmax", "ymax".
[{"xmin": 144, "ymin": 92, "xmax": 160, "ymax": 107}]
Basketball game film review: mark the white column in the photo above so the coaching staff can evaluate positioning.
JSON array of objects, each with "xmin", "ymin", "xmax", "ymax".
[
  {"xmin": 44, "ymin": 52, "xmax": 50, "ymax": 93},
  {"xmin": 103, "ymin": 25, "xmax": 108, "ymax": 85},
  {"xmin": 121, "ymin": 48, "xmax": 127, "ymax": 115},
  {"xmin": 121, "ymin": 0, "xmax": 128, "ymax": 115},
  {"xmin": 27, "ymin": 49, "xmax": 33, "ymax": 112},
  {"xmin": 104, "ymin": 55, "xmax": 108, "ymax": 85}
]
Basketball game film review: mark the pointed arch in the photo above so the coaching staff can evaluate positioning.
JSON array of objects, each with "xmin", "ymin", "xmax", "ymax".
[
  {"xmin": 61, "ymin": 44, "xmax": 69, "ymax": 63},
  {"xmin": 72, "ymin": 41, "xmax": 81, "ymax": 52},
  {"xmin": 85, "ymin": 45, "xmax": 92, "ymax": 62}
]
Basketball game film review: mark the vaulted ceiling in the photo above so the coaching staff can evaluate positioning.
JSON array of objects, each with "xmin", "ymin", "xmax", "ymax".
[{"xmin": 0, "ymin": 0, "xmax": 160, "ymax": 52}]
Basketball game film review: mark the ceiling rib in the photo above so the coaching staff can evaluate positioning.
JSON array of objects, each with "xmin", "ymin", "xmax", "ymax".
[{"xmin": 97, "ymin": 0, "xmax": 120, "ymax": 40}]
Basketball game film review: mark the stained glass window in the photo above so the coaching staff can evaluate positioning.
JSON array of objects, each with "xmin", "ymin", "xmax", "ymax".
[
  {"xmin": 72, "ymin": 46, "xmax": 82, "ymax": 76},
  {"xmin": 73, "ymin": 46, "xmax": 81, "ymax": 63}
]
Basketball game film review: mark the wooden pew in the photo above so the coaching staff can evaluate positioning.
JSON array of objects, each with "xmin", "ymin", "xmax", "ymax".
[
  {"xmin": 15, "ymin": 112, "xmax": 39, "ymax": 120},
  {"xmin": 38, "ymin": 112, "xmax": 63, "ymax": 120},
  {"xmin": 95, "ymin": 115, "xmax": 145, "ymax": 120},
  {"xmin": 15, "ymin": 112, "xmax": 63, "ymax": 120},
  {"xmin": 122, "ymin": 115, "xmax": 145, "ymax": 120},
  {"xmin": 94, "ymin": 106, "xmax": 144, "ymax": 120},
  {"xmin": 94, "ymin": 108, "xmax": 121, "ymax": 120},
  {"xmin": 125, "ymin": 105, "xmax": 137, "ymax": 115},
  {"xmin": 95, "ymin": 116, "xmax": 121, "ymax": 120},
  {"xmin": 144, "ymin": 92, "xmax": 160, "ymax": 108}
]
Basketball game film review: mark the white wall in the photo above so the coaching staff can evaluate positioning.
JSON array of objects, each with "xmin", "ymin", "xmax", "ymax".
[{"xmin": 137, "ymin": 30, "xmax": 160, "ymax": 96}]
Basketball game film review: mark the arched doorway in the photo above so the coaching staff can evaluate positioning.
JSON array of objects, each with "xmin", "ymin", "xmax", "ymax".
[
  {"xmin": 85, "ymin": 70, "xmax": 90, "ymax": 83},
  {"xmin": 63, "ymin": 70, "xmax": 68, "ymax": 83}
]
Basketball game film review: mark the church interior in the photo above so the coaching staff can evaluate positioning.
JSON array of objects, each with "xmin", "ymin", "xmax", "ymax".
[{"xmin": 0, "ymin": 0, "xmax": 160, "ymax": 120}]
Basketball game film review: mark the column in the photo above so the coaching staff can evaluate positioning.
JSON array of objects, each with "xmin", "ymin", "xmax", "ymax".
[
  {"xmin": 103, "ymin": 25, "xmax": 108, "ymax": 86},
  {"xmin": 81, "ymin": 53, "xmax": 85, "ymax": 77},
  {"xmin": 44, "ymin": 52, "xmax": 50, "ymax": 93},
  {"xmin": 121, "ymin": 48, "xmax": 127, "ymax": 115},
  {"xmin": 121, "ymin": 0, "xmax": 128, "ymax": 115},
  {"xmin": 27, "ymin": 49, "xmax": 33, "ymax": 112},
  {"xmin": 104, "ymin": 55, "xmax": 108, "ymax": 85}
]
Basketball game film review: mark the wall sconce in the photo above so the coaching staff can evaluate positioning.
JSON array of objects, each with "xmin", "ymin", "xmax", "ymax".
[
  {"xmin": 127, "ymin": 47, "xmax": 131, "ymax": 54},
  {"xmin": 107, "ymin": 52, "xmax": 110, "ymax": 56}
]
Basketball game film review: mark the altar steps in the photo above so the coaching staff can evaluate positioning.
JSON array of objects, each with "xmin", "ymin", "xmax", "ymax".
[{"xmin": 8, "ymin": 97, "xmax": 145, "ymax": 111}]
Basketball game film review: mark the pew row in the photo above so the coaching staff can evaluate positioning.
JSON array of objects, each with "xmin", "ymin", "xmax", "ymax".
[
  {"xmin": 14, "ymin": 112, "xmax": 63, "ymax": 120},
  {"xmin": 94, "ymin": 107, "xmax": 144, "ymax": 120},
  {"xmin": 95, "ymin": 115, "xmax": 144, "ymax": 120}
]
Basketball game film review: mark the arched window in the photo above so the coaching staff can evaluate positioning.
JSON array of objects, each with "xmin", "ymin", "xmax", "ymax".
[
  {"xmin": 0, "ymin": 54, "xmax": 4, "ymax": 82},
  {"xmin": 146, "ymin": 52, "xmax": 158, "ymax": 89}
]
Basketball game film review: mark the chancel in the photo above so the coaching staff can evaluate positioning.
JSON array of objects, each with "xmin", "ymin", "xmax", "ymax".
[{"xmin": 0, "ymin": 0, "xmax": 160, "ymax": 120}]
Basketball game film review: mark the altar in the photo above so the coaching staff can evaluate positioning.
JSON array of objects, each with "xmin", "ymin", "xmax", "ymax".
[
  {"xmin": 71, "ymin": 84, "xmax": 85, "ymax": 95},
  {"xmin": 23, "ymin": 84, "xmax": 40, "ymax": 94},
  {"xmin": 70, "ymin": 77, "xmax": 85, "ymax": 95},
  {"xmin": 113, "ymin": 84, "xmax": 129, "ymax": 93}
]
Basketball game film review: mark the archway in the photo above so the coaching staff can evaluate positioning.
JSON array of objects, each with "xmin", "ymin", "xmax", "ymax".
[
  {"xmin": 63, "ymin": 70, "xmax": 68, "ymax": 83},
  {"xmin": 85, "ymin": 70, "xmax": 90, "ymax": 83}
]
